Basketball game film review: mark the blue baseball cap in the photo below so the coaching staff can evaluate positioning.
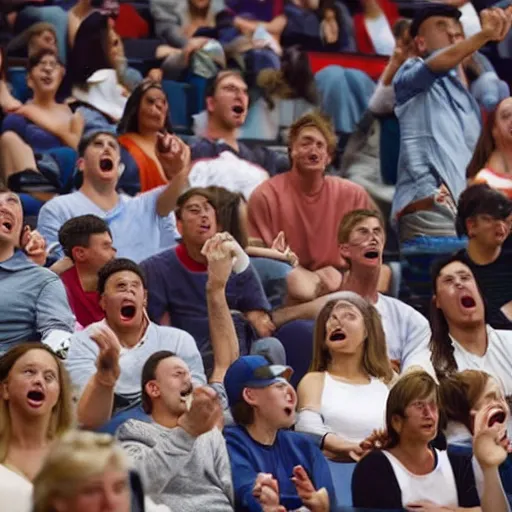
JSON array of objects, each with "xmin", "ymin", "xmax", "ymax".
[{"xmin": 224, "ymin": 355, "xmax": 293, "ymax": 407}]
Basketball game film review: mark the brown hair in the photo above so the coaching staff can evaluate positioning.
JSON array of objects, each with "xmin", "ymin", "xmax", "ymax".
[
  {"xmin": 439, "ymin": 370, "xmax": 492, "ymax": 434},
  {"xmin": 386, "ymin": 370, "xmax": 439, "ymax": 448},
  {"xmin": 231, "ymin": 400, "xmax": 255, "ymax": 426},
  {"xmin": 288, "ymin": 111, "xmax": 337, "ymax": 158},
  {"xmin": 0, "ymin": 343, "xmax": 74, "ymax": 462},
  {"xmin": 466, "ymin": 100, "xmax": 505, "ymax": 179},
  {"xmin": 207, "ymin": 186, "xmax": 248, "ymax": 248},
  {"xmin": 310, "ymin": 293, "xmax": 393, "ymax": 383},
  {"xmin": 337, "ymin": 209, "xmax": 384, "ymax": 244},
  {"xmin": 175, "ymin": 187, "xmax": 216, "ymax": 221},
  {"xmin": 140, "ymin": 350, "xmax": 176, "ymax": 414}
]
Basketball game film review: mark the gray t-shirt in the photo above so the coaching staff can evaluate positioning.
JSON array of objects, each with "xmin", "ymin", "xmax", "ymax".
[{"xmin": 66, "ymin": 320, "xmax": 206, "ymax": 414}]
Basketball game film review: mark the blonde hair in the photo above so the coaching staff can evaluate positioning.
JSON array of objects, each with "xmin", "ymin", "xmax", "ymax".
[
  {"xmin": 32, "ymin": 431, "xmax": 129, "ymax": 512},
  {"xmin": 288, "ymin": 111, "xmax": 338, "ymax": 157},
  {"xmin": 0, "ymin": 344, "xmax": 74, "ymax": 463},
  {"xmin": 310, "ymin": 292, "xmax": 393, "ymax": 383}
]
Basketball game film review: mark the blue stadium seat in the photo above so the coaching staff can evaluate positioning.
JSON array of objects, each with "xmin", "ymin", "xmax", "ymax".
[
  {"xmin": 161, "ymin": 80, "xmax": 191, "ymax": 133},
  {"xmin": 6, "ymin": 67, "xmax": 31, "ymax": 103}
]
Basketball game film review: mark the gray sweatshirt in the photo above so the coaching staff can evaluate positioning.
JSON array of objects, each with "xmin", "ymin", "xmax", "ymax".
[{"xmin": 117, "ymin": 420, "xmax": 234, "ymax": 512}]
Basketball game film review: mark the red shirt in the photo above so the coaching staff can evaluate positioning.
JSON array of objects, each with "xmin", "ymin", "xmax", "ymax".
[{"xmin": 61, "ymin": 266, "xmax": 104, "ymax": 328}]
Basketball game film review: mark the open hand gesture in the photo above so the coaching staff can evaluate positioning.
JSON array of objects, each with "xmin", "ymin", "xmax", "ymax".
[
  {"xmin": 292, "ymin": 465, "xmax": 329, "ymax": 512},
  {"xmin": 91, "ymin": 324, "xmax": 121, "ymax": 387}
]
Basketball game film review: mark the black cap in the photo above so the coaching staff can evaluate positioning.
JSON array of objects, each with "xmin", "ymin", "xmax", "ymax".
[{"xmin": 410, "ymin": 5, "xmax": 462, "ymax": 38}]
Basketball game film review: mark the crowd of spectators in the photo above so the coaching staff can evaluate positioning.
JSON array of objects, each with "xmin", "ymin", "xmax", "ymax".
[{"xmin": 1, "ymin": 0, "xmax": 512, "ymax": 511}]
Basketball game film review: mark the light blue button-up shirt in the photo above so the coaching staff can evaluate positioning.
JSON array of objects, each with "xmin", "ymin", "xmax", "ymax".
[
  {"xmin": 392, "ymin": 56, "xmax": 508, "ymax": 222},
  {"xmin": 0, "ymin": 250, "xmax": 75, "ymax": 354}
]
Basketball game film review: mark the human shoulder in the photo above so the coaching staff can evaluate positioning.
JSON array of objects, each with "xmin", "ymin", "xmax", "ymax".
[
  {"xmin": 324, "ymin": 175, "xmax": 367, "ymax": 196},
  {"xmin": 377, "ymin": 293, "xmax": 427, "ymax": 321},
  {"xmin": 40, "ymin": 191, "xmax": 82, "ymax": 213},
  {"xmin": 297, "ymin": 372, "xmax": 324, "ymax": 399},
  {"xmin": 148, "ymin": 322, "xmax": 195, "ymax": 346}
]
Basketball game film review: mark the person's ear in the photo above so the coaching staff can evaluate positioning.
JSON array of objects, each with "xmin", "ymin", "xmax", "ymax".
[
  {"xmin": 466, "ymin": 217, "xmax": 476, "ymax": 238},
  {"xmin": 99, "ymin": 294, "xmax": 106, "ymax": 312},
  {"xmin": 145, "ymin": 380, "xmax": 160, "ymax": 401},
  {"xmin": 414, "ymin": 35, "xmax": 425, "ymax": 55},
  {"xmin": 433, "ymin": 293, "xmax": 440, "ymax": 310},
  {"xmin": 176, "ymin": 219, "xmax": 184, "ymax": 237},
  {"xmin": 26, "ymin": 73, "xmax": 34, "ymax": 91},
  {"xmin": 242, "ymin": 387, "xmax": 258, "ymax": 407},
  {"xmin": 1, "ymin": 381, "xmax": 9, "ymax": 401},
  {"xmin": 77, "ymin": 157, "xmax": 85, "ymax": 173},
  {"xmin": 73, "ymin": 246, "xmax": 87, "ymax": 263},
  {"xmin": 391, "ymin": 414, "xmax": 403, "ymax": 436},
  {"xmin": 206, "ymin": 96, "xmax": 215, "ymax": 115},
  {"xmin": 339, "ymin": 243, "xmax": 350, "ymax": 260}
]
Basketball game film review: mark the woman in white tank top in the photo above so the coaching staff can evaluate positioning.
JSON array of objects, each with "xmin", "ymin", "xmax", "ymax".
[{"xmin": 295, "ymin": 292, "xmax": 394, "ymax": 461}]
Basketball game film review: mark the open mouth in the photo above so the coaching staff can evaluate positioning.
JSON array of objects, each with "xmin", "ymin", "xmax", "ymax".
[
  {"xmin": 0, "ymin": 219, "xmax": 13, "ymax": 233},
  {"xmin": 489, "ymin": 408, "xmax": 507, "ymax": 427},
  {"xmin": 180, "ymin": 384, "xmax": 193, "ymax": 399},
  {"xmin": 41, "ymin": 75, "xmax": 53, "ymax": 85},
  {"xmin": 421, "ymin": 422, "xmax": 435, "ymax": 430},
  {"xmin": 460, "ymin": 295, "xmax": 476, "ymax": 309},
  {"xmin": 232, "ymin": 105, "xmax": 244, "ymax": 115},
  {"xmin": 120, "ymin": 305, "xmax": 136, "ymax": 320},
  {"xmin": 199, "ymin": 223, "xmax": 211, "ymax": 233},
  {"xmin": 27, "ymin": 390, "xmax": 45, "ymax": 406},
  {"xmin": 284, "ymin": 406, "xmax": 293, "ymax": 416},
  {"xmin": 99, "ymin": 158, "xmax": 114, "ymax": 171},
  {"xmin": 329, "ymin": 329, "xmax": 346, "ymax": 342},
  {"xmin": 364, "ymin": 250, "xmax": 379, "ymax": 260}
]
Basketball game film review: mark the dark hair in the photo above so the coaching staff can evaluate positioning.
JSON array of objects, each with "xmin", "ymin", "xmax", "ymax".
[
  {"xmin": 392, "ymin": 18, "xmax": 411, "ymax": 40},
  {"xmin": 455, "ymin": 183, "xmax": 512, "ymax": 236},
  {"xmin": 175, "ymin": 187, "xmax": 216, "ymax": 221},
  {"xmin": 141, "ymin": 350, "xmax": 176, "ymax": 414},
  {"xmin": 67, "ymin": 12, "xmax": 112, "ymax": 89},
  {"xmin": 118, "ymin": 80, "xmax": 173, "ymax": 135},
  {"xmin": 207, "ymin": 186, "xmax": 247, "ymax": 248},
  {"xmin": 231, "ymin": 400, "xmax": 255, "ymax": 426},
  {"xmin": 466, "ymin": 100, "xmax": 504, "ymax": 180},
  {"xmin": 97, "ymin": 258, "xmax": 146, "ymax": 295},
  {"xmin": 385, "ymin": 371, "xmax": 439, "ymax": 449},
  {"xmin": 27, "ymin": 48, "xmax": 62, "ymax": 72},
  {"xmin": 205, "ymin": 70, "xmax": 246, "ymax": 100},
  {"xmin": 78, "ymin": 131, "xmax": 118, "ymax": 157},
  {"xmin": 0, "ymin": 47, "xmax": 5, "ymax": 80},
  {"xmin": 429, "ymin": 253, "xmax": 484, "ymax": 378},
  {"xmin": 58, "ymin": 215, "xmax": 112, "ymax": 261}
]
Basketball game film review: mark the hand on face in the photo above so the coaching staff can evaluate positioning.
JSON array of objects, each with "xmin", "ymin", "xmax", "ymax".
[
  {"xmin": 472, "ymin": 398, "xmax": 512, "ymax": 469},
  {"xmin": 177, "ymin": 385, "xmax": 222, "ymax": 438},
  {"xmin": 91, "ymin": 324, "xmax": 121, "ymax": 387}
]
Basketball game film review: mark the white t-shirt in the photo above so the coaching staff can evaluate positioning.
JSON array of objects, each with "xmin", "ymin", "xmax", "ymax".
[
  {"xmin": 383, "ymin": 449, "xmax": 459, "ymax": 507},
  {"xmin": 451, "ymin": 325, "xmax": 512, "ymax": 396},
  {"xmin": 0, "ymin": 464, "xmax": 32, "ymax": 512},
  {"xmin": 320, "ymin": 372, "xmax": 388, "ymax": 443},
  {"xmin": 375, "ymin": 294, "xmax": 436, "ymax": 376},
  {"xmin": 189, "ymin": 150, "xmax": 268, "ymax": 200}
]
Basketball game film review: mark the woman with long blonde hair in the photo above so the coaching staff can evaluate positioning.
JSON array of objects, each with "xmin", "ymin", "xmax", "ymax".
[
  {"xmin": 32, "ymin": 431, "xmax": 132, "ymax": 512},
  {"xmin": 295, "ymin": 292, "xmax": 394, "ymax": 461},
  {"xmin": 0, "ymin": 343, "xmax": 73, "ymax": 511}
]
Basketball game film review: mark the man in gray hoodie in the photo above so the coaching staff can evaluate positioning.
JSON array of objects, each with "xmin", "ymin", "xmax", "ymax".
[{"xmin": 117, "ymin": 232, "xmax": 243, "ymax": 511}]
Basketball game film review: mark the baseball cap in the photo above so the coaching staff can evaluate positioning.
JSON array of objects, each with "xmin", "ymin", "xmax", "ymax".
[
  {"xmin": 224, "ymin": 355, "xmax": 293, "ymax": 407},
  {"xmin": 409, "ymin": 5, "xmax": 462, "ymax": 38}
]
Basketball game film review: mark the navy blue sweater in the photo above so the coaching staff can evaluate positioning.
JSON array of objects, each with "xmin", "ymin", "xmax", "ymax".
[{"xmin": 224, "ymin": 425, "xmax": 335, "ymax": 512}]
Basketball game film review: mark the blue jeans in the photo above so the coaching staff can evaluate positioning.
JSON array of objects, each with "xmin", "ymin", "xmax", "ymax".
[{"xmin": 250, "ymin": 257, "xmax": 293, "ymax": 308}]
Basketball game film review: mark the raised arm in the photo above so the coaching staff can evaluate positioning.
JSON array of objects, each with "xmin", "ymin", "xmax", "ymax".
[
  {"xmin": 426, "ymin": 8, "xmax": 512, "ymax": 74},
  {"xmin": 75, "ymin": 325, "xmax": 121, "ymax": 429},
  {"xmin": 202, "ymin": 233, "xmax": 242, "ymax": 384},
  {"xmin": 155, "ymin": 133, "xmax": 191, "ymax": 217}
]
